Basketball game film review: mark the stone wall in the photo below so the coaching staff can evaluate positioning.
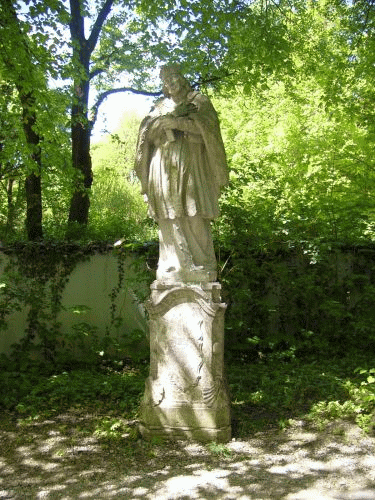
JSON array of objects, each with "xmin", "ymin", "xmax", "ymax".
[{"xmin": 0, "ymin": 250, "xmax": 149, "ymax": 356}]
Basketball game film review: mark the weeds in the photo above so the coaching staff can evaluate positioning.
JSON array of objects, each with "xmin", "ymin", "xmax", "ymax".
[
  {"xmin": 228, "ymin": 353, "xmax": 375, "ymax": 436},
  {"xmin": 305, "ymin": 367, "xmax": 375, "ymax": 433},
  {"xmin": 2, "ymin": 364, "xmax": 145, "ymax": 419},
  {"xmin": 93, "ymin": 418, "xmax": 135, "ymax": 441},
  {"xmin": 1, "ymin": 345, "xmax": 374, "ymax": 442},
  {"xmin": 207, "ymin": 442, "xmax": 233, "ymax": 457}
]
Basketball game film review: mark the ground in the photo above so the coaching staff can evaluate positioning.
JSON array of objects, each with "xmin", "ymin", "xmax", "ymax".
[{"xmin": 0, "ymin": 412, "xmax": 374, "ymax": 500}]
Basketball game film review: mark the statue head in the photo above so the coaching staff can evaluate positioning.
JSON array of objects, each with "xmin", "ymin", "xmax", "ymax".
[{"xmin": 160, "ymin": 64, "xmax": 191, "ymax": 98}]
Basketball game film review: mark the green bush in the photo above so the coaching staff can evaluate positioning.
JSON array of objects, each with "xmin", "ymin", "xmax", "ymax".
[
  {"xmin": 6, "ymin": 366, "xmax": 145, "ymax": 417},
  {"xmin": 228, "ymin": 354, "xmax": 375, "ymax": 435},
  {"xmin": 216, "ymin": 241, "xmax": 375, "ymax": 362}
]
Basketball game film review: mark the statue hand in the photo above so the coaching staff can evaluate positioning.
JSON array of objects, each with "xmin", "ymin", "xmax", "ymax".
[
  {"xmin": 184, "ymin": 102, "xmax": 198, "ymax": 114},
  {"xmin": 173, "ymin": 102, "xmax": 198, "ymax": 117},
  {"xmin": 159, "ymin": 116, "xmax": 176, "ymax": 129}
]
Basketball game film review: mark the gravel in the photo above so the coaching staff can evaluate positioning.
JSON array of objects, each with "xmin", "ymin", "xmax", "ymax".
[{"xmin": 0, "ymin": 414, "xmax": 374, "ymax": 500}]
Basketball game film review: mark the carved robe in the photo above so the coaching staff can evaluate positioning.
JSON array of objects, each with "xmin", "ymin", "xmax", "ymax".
[
  {"xmin": 135, "ymin": 90, "xmax": 228, "ymax": 282},
  {"xmin": 135, "ymin": 91, "xmax": 228, "ymax": 221}
]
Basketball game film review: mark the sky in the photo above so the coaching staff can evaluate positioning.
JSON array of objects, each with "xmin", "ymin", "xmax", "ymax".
[{"xmin": 91, "ymin": 91, "xmax": 154, "ymax": 143}]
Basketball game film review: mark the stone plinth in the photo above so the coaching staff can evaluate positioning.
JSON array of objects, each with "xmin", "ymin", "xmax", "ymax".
[{"xmin": 139, "ymin": 281, "xmax": 231, "ymax": 443}]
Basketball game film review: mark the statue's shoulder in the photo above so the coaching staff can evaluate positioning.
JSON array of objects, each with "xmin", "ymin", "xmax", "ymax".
[
  {"xmin": 188, "ymin": 91, "xmax": 216, "ymax": 116},
  {"xmin": 188, "ymin": 90, "xmax": 207, "ymax": 103},
  {"xmin": 189, "ymin": 91, "xmax": 215, "ymax": 107}
]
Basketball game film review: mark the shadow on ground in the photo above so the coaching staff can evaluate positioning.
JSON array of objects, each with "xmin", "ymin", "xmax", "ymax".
[{"xmin": 0, "ymin": 412, "xmax": 375, "ymax": 500}]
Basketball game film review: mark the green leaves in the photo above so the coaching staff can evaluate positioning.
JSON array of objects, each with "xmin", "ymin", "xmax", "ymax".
[
  {"xmin": 89, "ymin": 112, "xmax": 153, "ymax": 242},
  {"xmin": 215, "ymin": 57, "xmax": 375, "ymax": 248}
]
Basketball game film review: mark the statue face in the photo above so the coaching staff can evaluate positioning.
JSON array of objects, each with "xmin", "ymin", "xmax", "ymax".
[{"xmin": 164, "ymin": 74, "xmax": 184, "ymax": 96}]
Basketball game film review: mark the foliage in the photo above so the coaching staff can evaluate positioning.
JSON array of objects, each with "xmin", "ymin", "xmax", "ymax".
[
  {"xmin": 207, "ymin": 442, "xmax": 233, "ymax": 458},
  {"xmin": 221, "ymin": 0, "xmax": 294, "ymax": 91},
  {"xmin": 214, "ymin": 78, "xmax": 375, "ymax": 249},
  {"xmin": 1, "ymin": 364, "xmax": 145, "ymax": 417},
  {"xmin": 229, "ymin": 353, "xmax": 375, "ymax": 436},
  {"xmin": 0, "ymin": 0, "xmax": 327, "ymax": 240},
  {"xmin": 93, "ymin": 417, "xmax": 138, "ymax": 441},
  {"xmin": 307, "ymin": 367, "xmax": 375, "ymax": 433},
  {"xmin": 2, "ymin": 0, "xmax": 281, "ymax": 236},
  {"xmin": 1, "ymin": 350, "xmax": 374, "ymax": 440},
  {"xmin": 217, "ymin": 244, "xmax": 375, "ymax": 364},
  {"xmin": 209, "ymin": 3, "xmax": 375, "ymax": 360},
  {"xmin": 88, "ymin": 112, "xmax": 157, "ymax": 242}
]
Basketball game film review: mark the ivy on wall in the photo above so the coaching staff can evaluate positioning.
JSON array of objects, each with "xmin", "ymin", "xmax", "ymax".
[
  {"xmin": 219, "ymin": 243, "xmax": 375, "ymax": 362},
  {"xmin": 0, "ymin": 242, "xmax": 155, "ymax": 369}
]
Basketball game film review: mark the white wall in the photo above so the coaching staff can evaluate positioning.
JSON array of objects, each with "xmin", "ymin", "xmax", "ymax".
[{"xmin": 0, "ymin": 252, "xmax": 149, "ymax": 355}]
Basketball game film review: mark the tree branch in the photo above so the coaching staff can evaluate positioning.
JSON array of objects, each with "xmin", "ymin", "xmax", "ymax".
[
  {"xmin": 89, "ymin": 71, "xmax": 232, "ymax": 127},
  {"xmin": 87, "ymin": 0, "xmax": 115, "ymax": 54},
  {"xmin": 193, "ymin": 71, "xmax": 233, "ymax": 88},
  {"xmin": 89, "ymin": 67, "xmax": 105, "ymax": 80},
  {"xmin": 89, "ymin": 49, "xmax": 117, "ymax": 80},
  {"xmin": 89, "ymin": 87, "xmax": 162, "ymax": 126}
]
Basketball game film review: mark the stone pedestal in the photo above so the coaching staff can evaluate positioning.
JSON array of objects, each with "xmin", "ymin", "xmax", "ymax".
[{"xmin": 139, "ymin": 281, "xmax": 231, "ymax": 443}]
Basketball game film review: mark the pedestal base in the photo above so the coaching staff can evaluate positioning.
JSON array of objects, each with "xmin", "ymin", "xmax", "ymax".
[
  {"xmin": 139, "ymin": 281, "xmax": 231, "ymax": 443},
  {"xmin": 139, "ymin": 406, "xmax": 231, "ymax": 442}
]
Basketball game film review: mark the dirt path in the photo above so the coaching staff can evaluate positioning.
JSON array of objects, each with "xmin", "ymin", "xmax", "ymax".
[{"xmin": 1, "ymin": 414, "xmax": 375, "ymax": 500}]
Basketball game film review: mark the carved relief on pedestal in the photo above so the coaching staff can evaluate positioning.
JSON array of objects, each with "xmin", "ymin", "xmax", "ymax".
[
  {"xmin": 140, "ymin": 281, "xmax": 231, "ymax": 441},
  {"xmin": 202, "ymin": 376, "xmax": 228, "ymax": 408}
]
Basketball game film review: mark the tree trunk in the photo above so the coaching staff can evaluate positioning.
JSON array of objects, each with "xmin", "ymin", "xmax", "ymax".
[
  {"xmin": 2, "ymin": 0, "xmax": 43, "ymax": 241},
  {"xmin": 68, "ymin": 80, "xmax": 93, "ymax": 226},
  {"xmin": 6, "ymin": 178, "xmax": 15, "ymax": 235},
  {"xmin": 19, "ymin": 91, "xmax": 43, "ymax": 241},
  {"xmin": 67, "ymin": 0, "xmax": 114, "ymax": 232},
  {"xmin": 67, "ymin": 0, "xmax": 93, "ymax": 229},
  {"xmin": 25, "ymin": 173, "xmax": 42, "ymax": 240}
]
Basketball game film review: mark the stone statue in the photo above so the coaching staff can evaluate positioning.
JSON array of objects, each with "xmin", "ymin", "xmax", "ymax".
[
  {"xmin": 135, "ymin": 64, "xmax": 228, "ymax": 283},
  {"xmin": 136, "ymin": 65, "xmax": 231, "ymax": 442}
]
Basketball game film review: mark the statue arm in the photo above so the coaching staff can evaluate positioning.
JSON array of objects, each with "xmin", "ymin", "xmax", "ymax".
[
  {"xmin": 159, "ymin": 115, "xmax": 199, "ymax": 134},
  {"xmin": 175, "ymin": 116, "xmax": 200, "ymax": 133},
  {"xmin": 135, "ymin": 115, "xmax": 157, "ymax": 195}
]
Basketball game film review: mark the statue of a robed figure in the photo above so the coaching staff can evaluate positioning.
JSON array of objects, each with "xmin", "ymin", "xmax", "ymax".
[
  {"xmin": 135, "ymin": 64, "xmax": 228, "ymax": 283},
  {"xmin": 135, "ymin": 64, "xmax": 231, "ymax": 442}
]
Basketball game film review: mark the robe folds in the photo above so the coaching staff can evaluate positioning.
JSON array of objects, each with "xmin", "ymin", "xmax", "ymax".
[{"xmin": 135, "ymin": 91, "xmax": 228, "ymax": 222}]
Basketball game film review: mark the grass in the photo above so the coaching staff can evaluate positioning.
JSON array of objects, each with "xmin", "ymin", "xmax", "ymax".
[
  {"xmin": 228, "ymin": 353, "xmax": 375, "ymax": 435},
  {"xmin": 0, "ymin": 360, "xmax": 147, "ymax": 419},
  {"xmin": 0, "ymin": 351, "xmax": 374, "ymax": 440}
]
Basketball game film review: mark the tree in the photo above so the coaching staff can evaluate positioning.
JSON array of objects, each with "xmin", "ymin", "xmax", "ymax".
[
  {"xmin": 1, "ymin": 0, "xmax": 299, "ymax": 240},
  {"xmin": 64, "ymin": 0, "xmax": 241, "ymax": 229},
  {"xmin": 5, "ymin": 0, "xmax": 372, "ymax": 243},
  {"xmin": 0, "ymin": 83, "xmax": 24, "ymax": 239},
  {"xmin": 214, "ymin": 0, "xmax": 375, "ymax": 250},
  {"xmin": 8, "ymin": 0, "xmax": 243, "ymax": 233},
  {"xmin": 0, "ymin": 0, "xmax": 46, "ymax": 240},
  {"xmin": 89, "ymin": 112, "xmax": 152, "ymax": 241},
  {"xmin": 67, "ymin": 0, "xmax": 113, "ymax": 227}
]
